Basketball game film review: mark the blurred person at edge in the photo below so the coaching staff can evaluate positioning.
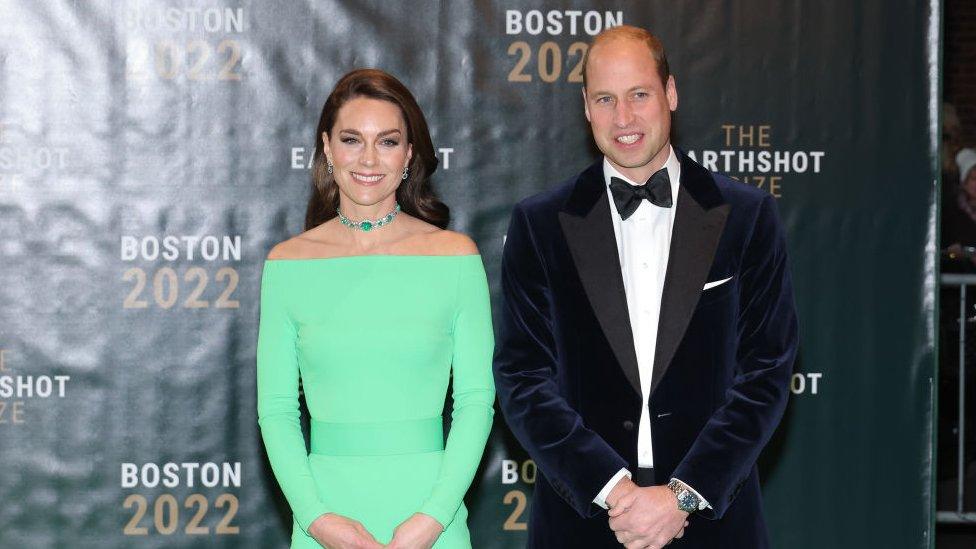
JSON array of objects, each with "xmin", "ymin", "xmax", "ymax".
[{"xmin": 943, "ymin": 148, "xmax": 976, "ymax": 271}]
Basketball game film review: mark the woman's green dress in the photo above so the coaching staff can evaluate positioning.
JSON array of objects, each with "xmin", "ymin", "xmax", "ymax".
[{"xmin": 257, "ymin": 255, "xmax": 495, "ymax": 548}]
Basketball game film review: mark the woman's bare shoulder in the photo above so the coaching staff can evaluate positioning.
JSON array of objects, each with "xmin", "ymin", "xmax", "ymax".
[
  {"xmin": 388, "ymin": 215, "xmax": 477, "ymax": 256},
  {"xmin": 266, "ymin": 239, "xmax": 302, "ymax": 260},
  {"xmin": 266, "ymin": 224, "xmax": 342, "ymax": 260},
  {"xmin": 422, "ymin": 229, "xmax": 479, "ymax": 256}
]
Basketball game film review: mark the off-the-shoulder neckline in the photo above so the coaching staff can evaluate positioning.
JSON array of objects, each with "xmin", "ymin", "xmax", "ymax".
[{"xmin": 265, "ymin": 253, "xmax": 482, "ymax": 263}]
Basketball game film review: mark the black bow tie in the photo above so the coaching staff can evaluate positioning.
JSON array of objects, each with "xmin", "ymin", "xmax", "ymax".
[{"xmin": 609, "ymin": 168, "xmax": 673, "ymax": 220}]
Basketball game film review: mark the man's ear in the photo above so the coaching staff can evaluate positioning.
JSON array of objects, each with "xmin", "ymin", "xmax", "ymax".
[
  {"xmin": 666, "ymin": 75, "xmax": 678, "ymax": 112},
  {"xmin": 582, "ymin": 87, "xmax": 592, "ymax": 122}
]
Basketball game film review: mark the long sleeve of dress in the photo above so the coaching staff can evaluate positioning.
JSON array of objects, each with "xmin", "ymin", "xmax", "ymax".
[
  {"xmin": 418, "ymin": 257, "xmax": 496, "ymax": 528},
  {"xmin": 256, "ymin": 261, "xmax": 330, "ymax": 534}
]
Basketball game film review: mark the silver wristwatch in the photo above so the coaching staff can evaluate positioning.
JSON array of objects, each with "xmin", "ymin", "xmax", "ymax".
[{"xmin": 668, "ymin": 478, "xmax": 704, "ymax": 513}]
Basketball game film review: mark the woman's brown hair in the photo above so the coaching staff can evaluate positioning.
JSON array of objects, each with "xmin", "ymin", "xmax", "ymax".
[{"xmin": 304, "ymin": 68, "xmax": 448, "ymax": 230}]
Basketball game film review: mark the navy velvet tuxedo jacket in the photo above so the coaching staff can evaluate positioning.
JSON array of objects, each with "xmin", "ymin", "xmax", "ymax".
[{"xmin": 493, "ymin": 151, "xmax": 798, "ymax": 548}]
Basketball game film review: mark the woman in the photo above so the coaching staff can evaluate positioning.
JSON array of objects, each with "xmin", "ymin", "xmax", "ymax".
[{"xmin": 257, "ymin": 68, "xmax": 494, "ymax": 549}]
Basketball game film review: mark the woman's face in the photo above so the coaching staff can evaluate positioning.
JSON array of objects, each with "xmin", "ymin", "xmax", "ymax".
[{"xmin": 324, "ymin": 97, "xmax": 412, "ymax": 210}]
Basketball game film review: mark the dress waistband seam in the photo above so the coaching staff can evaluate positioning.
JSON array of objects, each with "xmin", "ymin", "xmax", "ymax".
[{"xmin": 309, "ymin": 416, "xmax": 445, "ymax": 457}]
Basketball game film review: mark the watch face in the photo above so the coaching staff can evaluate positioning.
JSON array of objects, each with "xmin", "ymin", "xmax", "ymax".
[
  {"xmin": 669, "ymin": 480, "xmax": 699, "ymax": 512},
  {"xmin": 677, "ymin": 490, "xmax": 698, "ymax": 512}
]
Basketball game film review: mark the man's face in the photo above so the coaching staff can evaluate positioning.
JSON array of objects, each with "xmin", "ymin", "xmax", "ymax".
[{"xmin": 583, "ymin": 38, "xmax": 677, "ymax": 183}]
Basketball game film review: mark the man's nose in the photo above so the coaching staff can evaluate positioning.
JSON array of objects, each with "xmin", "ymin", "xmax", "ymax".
[{"xmin": 613, "ymin": 101, "xmax": 634, "ymax": 127}]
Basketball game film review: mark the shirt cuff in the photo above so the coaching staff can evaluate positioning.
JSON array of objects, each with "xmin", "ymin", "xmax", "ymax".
[
  {"xmin": 671, "ymin": 477, "xmax": 712, "ymax": 510},
  {"xmin": 593, "ymin": 468, "xmax": 632, "ymax": 509}
]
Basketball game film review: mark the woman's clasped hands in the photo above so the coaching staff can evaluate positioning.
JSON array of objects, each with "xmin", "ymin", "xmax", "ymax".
[{"xmin": 308, "ymin": 512, "xmax": 443, "ymax": 549}]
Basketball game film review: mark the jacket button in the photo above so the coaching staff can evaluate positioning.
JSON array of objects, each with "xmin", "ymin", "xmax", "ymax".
[{"xmin": 622, "ymin": 420, "xmax": 635, "ymax": 431}]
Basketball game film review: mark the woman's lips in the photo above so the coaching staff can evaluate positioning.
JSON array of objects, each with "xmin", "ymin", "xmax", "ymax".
[{"xmin": 351, "ymin": 172, "xmax": 385, "ymax": 185}]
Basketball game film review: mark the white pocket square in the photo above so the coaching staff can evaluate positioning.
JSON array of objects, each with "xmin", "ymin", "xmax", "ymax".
[{"xmin": 703, "ymin": 276, "xmax": 733, "ymax": 290}]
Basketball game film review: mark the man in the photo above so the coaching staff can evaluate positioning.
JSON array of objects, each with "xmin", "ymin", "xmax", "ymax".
[{"xmin": 493, "ymin": 25, "xmax": 798, "ymax": 548}]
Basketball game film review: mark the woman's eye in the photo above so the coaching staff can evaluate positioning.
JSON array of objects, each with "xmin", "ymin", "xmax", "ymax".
[
  {"xmin": 340, "ymin": 137, "xmax": 358, "ymax": 144},
  {"xmin": 381, "ymin": 139, "xmax": 400, "ymax": 147}
]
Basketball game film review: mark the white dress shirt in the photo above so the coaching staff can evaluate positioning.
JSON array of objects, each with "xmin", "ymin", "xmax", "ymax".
[{"xmin": 591, "ymin": 146, "xmax": 710, "ymax": 511}]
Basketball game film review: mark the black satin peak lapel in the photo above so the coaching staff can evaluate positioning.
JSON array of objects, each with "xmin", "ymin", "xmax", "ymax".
[
  {"xmin": 558, "ymin": 164, "xmax": 641, "ymax": 395},
  {"xmin": 649, "ymin": 161, "xmax": 730, "ymax": 397}
]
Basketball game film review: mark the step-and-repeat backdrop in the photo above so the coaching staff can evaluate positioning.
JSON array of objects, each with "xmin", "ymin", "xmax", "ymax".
[{"xmin": 0, "ymin": 1, "xmax": 938, "ymax": 548}]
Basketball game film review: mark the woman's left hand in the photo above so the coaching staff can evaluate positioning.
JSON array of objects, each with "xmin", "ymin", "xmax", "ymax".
[{"xmin": 386, "ymin": 513, "xmax": 443, "ymax": 549}]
